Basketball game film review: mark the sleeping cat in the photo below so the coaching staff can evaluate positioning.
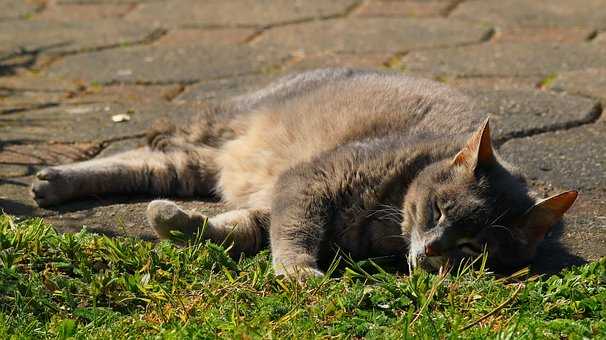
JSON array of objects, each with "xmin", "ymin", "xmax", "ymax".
[{"xmin": 30, "ymin": 68, "xmax": 577, "ymax": 278}]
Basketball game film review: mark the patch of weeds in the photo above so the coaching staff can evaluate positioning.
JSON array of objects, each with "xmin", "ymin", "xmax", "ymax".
[{"xmin": 0, "ymin": 214, "xmax": 604, "ymax": 338}]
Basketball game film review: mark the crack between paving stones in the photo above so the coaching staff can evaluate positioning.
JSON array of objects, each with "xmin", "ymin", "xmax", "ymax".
[
  {"xmin": 382, "ymin": 27, "xmax": 495, "ymax": 72},
  {"xmin": 585, "ymin": 30, "xmax": 599, "ymax": 41},
  {"xmin": 442, "ymin": 0, "xmax": 466, "ymax": 17},
  {"xmin": 90, "ymin": 64, "xmax": 290, "ymax": 86},
  {"xmin": 495, "ymin": 101, "xmax": 603, "ymax": 147},
  {"xmin": 11, "ymin": 28, "xmax": 169, "ymax": 74},
  {"xmin": 0, "ymin": 102, "xmax": 61, "ymax": 115}
]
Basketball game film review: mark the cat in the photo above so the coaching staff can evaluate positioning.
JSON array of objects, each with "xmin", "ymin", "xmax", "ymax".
[{"xmin": 30, "ymin": 68, "xmax": 577, "ymax": 278}]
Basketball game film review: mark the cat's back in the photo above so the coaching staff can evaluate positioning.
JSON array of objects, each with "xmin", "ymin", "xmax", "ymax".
[
  {"xmin": 233, "ymin": 69, "xmax": 478, "ymax": 142},
  {"xmin": 217, "ymin": 69, "xmax": 482, "ymax": 208}
]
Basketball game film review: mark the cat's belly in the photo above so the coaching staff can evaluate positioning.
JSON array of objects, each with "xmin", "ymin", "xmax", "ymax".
[
  {"xmin": 215, "ymin": 137, "xmax": 285, "ymax": 209},
  {"xmin": 214, "ymin": 109, "xmax": 341, "ymax": 209}
]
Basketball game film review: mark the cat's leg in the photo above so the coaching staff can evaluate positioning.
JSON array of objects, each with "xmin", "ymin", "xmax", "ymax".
[
  {"xmin": 269, "ymin": 167, "xmax": 333, "ymax": 280},
  {"xmin": 31, "ymin": 146, "xmax": 217, "ymax": 207},
  {"xmin": 146, "ymin": 199, "xmax": 269, "ymax": 256}
]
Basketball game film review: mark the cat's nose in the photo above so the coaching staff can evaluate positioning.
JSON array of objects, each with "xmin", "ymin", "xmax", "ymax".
[{"xmin": 424, "ymin": 242, "xmax": 441, "ymax": 257}]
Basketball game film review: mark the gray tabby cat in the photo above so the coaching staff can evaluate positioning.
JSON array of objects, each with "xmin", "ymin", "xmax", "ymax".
[{"xmin": 31, "ymin": 69, "xmax": 577, "ymax": 278}]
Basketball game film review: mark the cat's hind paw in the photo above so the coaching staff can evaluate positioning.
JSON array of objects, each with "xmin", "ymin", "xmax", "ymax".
[
  {"xmin": 30, "ymin": 167, "xmax": 74, "ymax": 207},
  {"xmin": 146, "ymin": 200, "xmax": 206, "ymax": 239}
]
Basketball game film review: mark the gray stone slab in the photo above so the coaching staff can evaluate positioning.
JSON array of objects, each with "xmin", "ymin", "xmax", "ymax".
[
  {"xmin": 47, "ymin": 43, "xmax": 290, "ymax": 84},
  {"xmin": 0, "ymin": 176, "xmax": 225, "ymax": 240},
  {"xmin": 498, "ymin": 120, "xmax": 606, "ymax": 269},
  {"xmin": 37, "ymin": 2, "xmax": 133, "ymax": 21},
  {"xmin": 176, "ymin": 75, "xmax": 279, "ymax": 104},
  {"xmin": 96, "ymin": 137, "xmax": 145, "ymax": 158},
  {"xmin": 254, "ymin": 18, "xmax": 491, "ymax": 54},
  {"xmin": 551, "ymin": 68, "xmax": 606, "ymax": 102},
  {"xmin": 126, "ymin": 0, "xmax": 359, "ymax": 27},
  {"xmin": 492, "ymin": 27, "xmax": 593, "ymax": 43},
  {"xmin": 287, "ymin": 53, "xmax": 389, "ymax": 72},
  {"xmin": 0, "ymin": 0, "xmax": 40, "ymax": 20},
  {"xmin": 43, "ymin": 199, "xmax": 226, "ymax": 240},
  {"xmin": 447, "ymin": 76, "xmax": 541, "ymax": 91},
  {"xmin": 58, "ymin": 0, "xmax": 158, "ymax": 3},
  {"xmin": 452, "ymin": 0, "xmax": 606, "ymax": 29},
  {"xmin": 0, "ymin": 19, "xmax": 157, "ymax": 58},
  {"xmin": 0, "ymin": 101, "xmax": 195, "ymax": 143},
  {"xmin": 466, "ymin": 89, "xmax": 601, "ymax": 141},
  {"xmin": 354, "ymin": 0, "xmax": 450, "ymax": 18},
  {"xmin": 499, "ymin": 120, "xmax": 606, "ymax": 193},
  {"xmin": 403, "ymin": 43, "xmax": 606, "ymax": 78},
  {"xmin": 0, "ymin": 141, "xmax": 101, "ymax": 178}
]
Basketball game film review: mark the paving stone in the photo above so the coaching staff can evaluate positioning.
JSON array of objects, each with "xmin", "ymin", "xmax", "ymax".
[
  {"xmin": 452, "ymin": 0, "xmax": 606, "ymax": 29},
  {"xmin": 403, "ymin": 43, "xmax": 606, "ymax": 78},
  {"xmin": 36, "ymin": 2, "xmax": 134, "ymax": 21},
  {"xmin": 0, "ymin": 19, "xmax": 157, "ymax": 58},
  {"xmin": 499, "ymin": 121, "xmax": 606, "ymax": 271},
  {"xmin": 499, "ymin": 120, "xmax": 606, "ymax": 193},
  {"xmin": 59, "ymin": 0, "xmax": 154, "ymax": 2},
  {"xmin": 0, "ymin": 84, "xmax": 195, "ymax": 143},
  {"xmin": 594, "ymin": 32, "xmax": 606, "ymax": 43},
  {"xmin": 126, "ymin": 0, "xmax": 359, "ymax": 28},
  {"xmin": 254, "ymin": 18, "xmax": 491, "ymax": 54},
  {"xmin": 48, "ymin": 42, "xmax": 290, "ymax": 84},
  {"xmin": 67, "ymin": 84, "xmax": 181, "ymax": 106},
  {"xmin": 556, "ymin": 192, "xmax": 606, "ymax": 263},
  {"xmin": 96, "ymin": 137, "xmax": 145, "ymax": 158},
  {"xmin": 288, "ymin": 53, "xmax": 389, "ymax": 72},
  {"xmin": 156, "ymin": 28, "xmax": 255, "ymax": 45},
  {"xmin": 493, "ymin": 27, "xmax": 593, "ymax": 43},
  {"xmin": 1, "ymin": 96, "xmax": 63, "ymax": 115},
  {"xmin": 176, "ymin": 75, "xmax": 279, "ymax": 104},
  {"xmin": 354, "ymin": 0, "xmax": 450, "ymax": 18},
  {"xmin": 0, "ymin": 142, "xmax": 101, "ymax": 178},
  {"xmin": 0, "ymin": 75, "xmax": 77, "ymax": 114},
  {"xmin": 0, "ymin": 176, "xmax": 225, "ymax": 240},
  {"xmin": 533, "ymin": 191, "xmax": 606, "ymax": 273},
  {"xmin": 0, "ymin": 73, "xmax": 79, "ymax": 92},
  {"xmin": 446, "ymin": 76, "xmax": 541, "ymax": 91},
  {"xmin": 43, "ymin": 199, "xmax": 226, "ymax": 240},
  {"xmin": 0, "ymin": 0, "xmax": 40, "ymax": 20},
  {"xmin": 0, "ymin": 177, "xmax": 40, "ymax": 216},
  {"xmin": 466, "ymin": 89, "xmax": 600, "ymax": 142},
  {"xmin": 550, "ymin": 68, "xmax": 606, "ymax": 102},
  {"xmin": 0, "ymin": 100, "xmax": 197, "ymax": 143}
]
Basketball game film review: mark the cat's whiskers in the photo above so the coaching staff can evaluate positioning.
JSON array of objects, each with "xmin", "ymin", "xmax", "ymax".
[
  {"xmin": 485, "ymin": 208, "xmax": 511, "ymax": 227},
  {"xmin": 485, "ymin": 224, "xmax": 514, "ymax": 238}
]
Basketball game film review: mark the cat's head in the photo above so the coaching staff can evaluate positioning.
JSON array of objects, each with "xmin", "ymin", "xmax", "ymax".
[{"xmin": 401, "ymin": 118, "xmax": 577, "ymax": 273}]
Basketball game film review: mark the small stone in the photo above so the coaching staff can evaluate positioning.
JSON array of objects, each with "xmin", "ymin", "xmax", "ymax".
[
  {"xmin": 117, "ymin": 69, "xmax": 133, "ymax": 76},
  {"xmin": 112, "ymin": 113, "xmax": 131, "ymax": 122},
  {"xmin": 66, "ymin": 106, "xmax": 93, "ymax": 114}
]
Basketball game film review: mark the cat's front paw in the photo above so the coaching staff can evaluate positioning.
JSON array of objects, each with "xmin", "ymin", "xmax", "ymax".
[
  {"xmin": 31, "ymin": 167, "xmax": 75, "ymax": 207},
  {"xmin": 273, "ymin": 264, "xmax": 324, "ymax": 281}
]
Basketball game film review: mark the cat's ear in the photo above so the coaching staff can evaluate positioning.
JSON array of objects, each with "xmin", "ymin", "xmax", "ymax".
[
  {"xmin": 518, "ymin": 190, "xmax": 578, "ymax": 242},
  {"xmin": 452, "ymin": 118, "xmax": 496, "ymax": 170}
]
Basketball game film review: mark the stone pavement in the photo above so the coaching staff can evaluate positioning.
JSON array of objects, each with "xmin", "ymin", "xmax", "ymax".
[{"xmin": 1, "ymin": 0, "xmax": 604, "ymax": 273}]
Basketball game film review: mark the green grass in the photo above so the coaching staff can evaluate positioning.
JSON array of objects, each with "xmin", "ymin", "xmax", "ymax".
[{"xmin": 1, "ymin": 214, "xmax": 604, "ymax": 339}]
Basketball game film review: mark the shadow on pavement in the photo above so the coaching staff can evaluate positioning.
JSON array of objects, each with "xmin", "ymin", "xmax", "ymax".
[{"xmin": 531, "ymin": 220, "xmax": 588, "ymax": 275}]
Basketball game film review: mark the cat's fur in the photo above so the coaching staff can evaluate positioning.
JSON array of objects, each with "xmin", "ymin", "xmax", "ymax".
[{"xmin": 31, "ymin": 68, "xmax": 577, "ymax": 278}]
